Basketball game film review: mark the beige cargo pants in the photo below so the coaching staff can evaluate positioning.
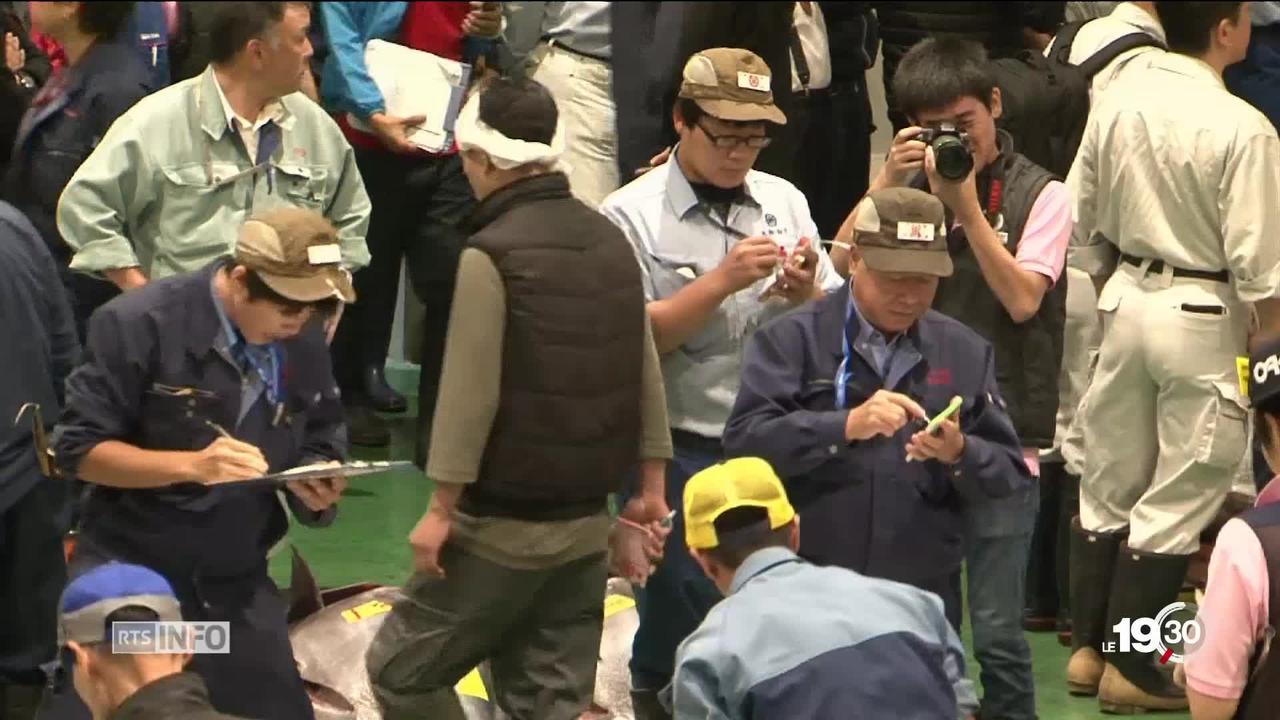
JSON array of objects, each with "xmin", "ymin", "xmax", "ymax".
[{"xmin": 1076, "ymin": 260, "xmax": 1250, "ymax": 555}]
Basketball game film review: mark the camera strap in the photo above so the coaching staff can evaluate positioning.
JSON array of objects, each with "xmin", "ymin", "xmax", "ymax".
[{"xmin": 983, "ymin": 155, "xmax": 1008, "ymax": 232}]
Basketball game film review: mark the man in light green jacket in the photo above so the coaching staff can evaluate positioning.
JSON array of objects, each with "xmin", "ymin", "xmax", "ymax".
[{"xmin": 56, "ymin": 2, "xmax": 370, "ymax": 292}]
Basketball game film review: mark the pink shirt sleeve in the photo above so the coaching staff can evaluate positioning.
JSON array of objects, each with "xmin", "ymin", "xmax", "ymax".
[
  {"xmin": 1014, "ymin": 180, "xmax": 1072, "ymax": 285},
  {"xmin": 1184, "ymin": 518, "xmax": 1270, "ymax": 700}
]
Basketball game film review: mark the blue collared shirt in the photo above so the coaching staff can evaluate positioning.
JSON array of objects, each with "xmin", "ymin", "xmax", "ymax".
[
  {"xmin": 847, "ymin": 291, "xmax": 922, "ymax": 389},
  {"xmin": 667, "ymin": 546, "xmax": 978, "ymax": 719},
  {"xmin": 209, "ymin": 274, "xmax": 279, "ymax": 425},
  {"xmin": 601, "ymin": 148, "xmax": 845, "ymax": 438}
]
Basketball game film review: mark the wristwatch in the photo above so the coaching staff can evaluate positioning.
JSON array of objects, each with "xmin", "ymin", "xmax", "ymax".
[{"xmin": 13, "ymin": 70, "xmax": 35, "ymax": 90}]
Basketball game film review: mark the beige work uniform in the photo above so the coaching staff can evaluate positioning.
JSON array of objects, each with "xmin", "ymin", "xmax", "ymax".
[{"xmin": 1068, "ymin": 53, "xmax": 1280, "ymax": 555}]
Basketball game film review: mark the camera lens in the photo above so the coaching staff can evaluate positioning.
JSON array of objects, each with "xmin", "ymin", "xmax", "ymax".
[{"xmin": 931, "ymin": 135, "xmax": 974, "ymax": 180}]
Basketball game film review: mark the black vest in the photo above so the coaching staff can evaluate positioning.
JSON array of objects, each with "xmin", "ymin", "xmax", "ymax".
[
  {"xmin": 461, "ymin": 173, "xmax": 646, "ymax": 522},
  {"xmin": 922, "ymin": 133, "xmax": 1065, "ymax": 448},
  {"xmin": 1237, "ymin": 501, "xmax": 1280, "ymax": 720}
]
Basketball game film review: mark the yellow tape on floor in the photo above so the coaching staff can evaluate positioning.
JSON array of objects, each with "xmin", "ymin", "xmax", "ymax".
[{"xmin": 339, "ymin": 593, "xmax": 636, "ymax": 702}]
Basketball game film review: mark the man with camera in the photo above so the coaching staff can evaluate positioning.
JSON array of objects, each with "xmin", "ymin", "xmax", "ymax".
[{"xmin": 832, "ymin": 36, "xmax": 1072, "ymax": 720}]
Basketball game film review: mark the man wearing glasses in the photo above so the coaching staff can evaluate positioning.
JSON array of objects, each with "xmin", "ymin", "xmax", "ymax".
[{"xmin": 600, "ymin": 47, "xmax": 844, "ymax": 720}]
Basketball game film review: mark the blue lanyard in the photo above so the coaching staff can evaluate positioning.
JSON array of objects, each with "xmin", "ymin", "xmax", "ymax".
[
  {"xmin": 835, "ymin": 294, "xmax": 856, "ymax": 410},
  {"xmin": 239, "ymin": 343, "xmax": 283, "ymax": 406}
]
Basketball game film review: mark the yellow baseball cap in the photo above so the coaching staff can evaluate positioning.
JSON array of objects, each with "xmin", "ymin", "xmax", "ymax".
[{"xmin": 684, "ymin": 458, "xmax": 797, "ymax": 550}]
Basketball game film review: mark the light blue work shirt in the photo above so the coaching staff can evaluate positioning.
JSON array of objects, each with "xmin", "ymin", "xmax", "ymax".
[
  {"xmin": 504, "ymin": 1, "xmax": 613, "ymax": 64},
  {"xmin": 666, "ymin": 546, "xmax": 979, "ymax": 719},
  {"xmin": 601, "ymin": 148, "xmax": 845, "ymax": 439},
  {"xmin": 848, "ymin": 290, "xmax": 923, "ymax": 389}
]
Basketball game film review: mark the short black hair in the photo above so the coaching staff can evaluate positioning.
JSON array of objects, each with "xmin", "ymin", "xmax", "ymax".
[
  {"xmin": 78, "ymin": 2, "xmax": 135, "ymax": 40},
  {"xmin": 1154, "ymin": 2, "xmax": 1245, "ymax": 55},
  {"xmin": 236, "ymin": 264, "xmax": 340, "ymax": 319},
  {"xmin": 703, "ymin": 507, "xmax": 792, "ymax": 570},
  {"xmin": 478, "ymin": 77, "xmax": 559, "ymax": 145},
  {"xmin": 674, "ymin": 98, "xmax": 767, "ymax": 131},
  {"xmin": 207, "ymin": 2, "xmax": 310, "ymax": 65},
  {"xmin": 893, "ymin": 36, "xmax": 995, "ymax": 120}
]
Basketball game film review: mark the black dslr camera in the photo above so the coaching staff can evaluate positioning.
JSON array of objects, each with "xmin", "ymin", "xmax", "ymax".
[{"xmin": 918, "ymin": 122, "xmax": 974, "ymax": 181}]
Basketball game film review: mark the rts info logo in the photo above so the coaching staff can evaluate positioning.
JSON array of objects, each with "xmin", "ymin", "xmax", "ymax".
[{"xmin": 1105, "ymin": 601, "xmax": 1203, "ymax": 665}]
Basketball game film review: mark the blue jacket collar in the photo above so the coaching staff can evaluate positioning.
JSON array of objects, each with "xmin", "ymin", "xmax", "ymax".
[
  {"xmin": 816, "ymin": 284, "xmax": 927, "ymax": 363},
  {"xmin": 729, "ymin": 546, "xmax": 802, "ymax": 594}
]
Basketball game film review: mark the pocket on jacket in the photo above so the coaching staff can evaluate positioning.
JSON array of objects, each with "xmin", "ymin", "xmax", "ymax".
[
  {"xmin": 275, "ymin": 163, "xmax": 330, "ymax": 211},
  {"xmin": 158, "ymin": 162, "xmax": 240, "ymax": 265},
  {"xmin": 1195, "ymin": 380, "xmax": 1249, "ymax": 469},
  {"xmin": 648, "ymin": 252, "xmax": 724, "ymax": 359}
]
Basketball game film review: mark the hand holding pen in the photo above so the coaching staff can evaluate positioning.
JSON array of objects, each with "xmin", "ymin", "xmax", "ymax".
[{"xmin": 192, "ymin": 422, "xmax": 269, "ymax": 485}]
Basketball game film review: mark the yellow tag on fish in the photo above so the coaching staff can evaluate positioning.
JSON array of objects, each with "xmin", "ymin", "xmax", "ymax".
[
  {"xmin": 456, "ymin": 669, "xmax": 488, "ymax": 700},
  {"xmin": 605, "ymin": 594, "xmax": 637, "ymax": 619},
  {"xmin": 1239, "ymin": 356, "xmax": 1252, "ymax": 400},
  {"xmin": 340, "ymin": 600, "xmax": 392, "ymax": 623}
]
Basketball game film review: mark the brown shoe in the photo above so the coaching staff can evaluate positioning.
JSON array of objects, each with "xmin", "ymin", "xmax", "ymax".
[
  {"xmin": 1097, "ymin": 663, "xmax": 1188, "ymax": 714},
  {"xmin": 1067, "ymin": 647, "xmax": 1105, "ymax": 696}
]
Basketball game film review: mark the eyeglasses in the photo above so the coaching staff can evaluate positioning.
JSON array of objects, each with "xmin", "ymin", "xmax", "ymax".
[{"xmin": 696, "ymin": 122, "xmax": 772, "ymax": 150}]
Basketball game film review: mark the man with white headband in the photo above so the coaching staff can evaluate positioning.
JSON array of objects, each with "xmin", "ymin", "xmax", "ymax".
[
  {"xmin": 48, "ymin": 207, "xmax": 352, "ymax": 720},
  {"xmin": 366, "ymin": 76, "xmax": 673, "ymax": 720},
  {"xmin": 599, "ymin": 47, "xmax": 844, "ymax": 718}
]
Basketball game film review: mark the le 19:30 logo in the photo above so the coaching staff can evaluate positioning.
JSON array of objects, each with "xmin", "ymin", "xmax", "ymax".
[{"xmin": 1106, "ymin": 601, "xmax": 1204, "ymax": 665}]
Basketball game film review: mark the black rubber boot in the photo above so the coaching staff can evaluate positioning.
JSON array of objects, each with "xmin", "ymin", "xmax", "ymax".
[
  {"xmin": 1098, "ymin": 545, "xmax": 1190, "ymax": 713},
  {"xmin": 363, "ymin": 365, "xmax": 407, "ymax": 413},
  {"xmin": 1055, "ymin": 472, "xmax": 1081, "ymax": 644},
  {"xmin": 631, "ymin": 689, "xmax": 672, "ymax": 720},
  {"xmin": 1066, "ymin": 518, "xmax": 1125, "ymax": 695}
]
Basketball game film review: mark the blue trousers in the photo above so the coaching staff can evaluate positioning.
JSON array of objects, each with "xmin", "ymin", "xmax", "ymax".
[
  {"xmin": 965, "ymin": 482, "xmax": 1038, "ymax": 720},
  {"xmin": 628, "ymin": 437, "xmax": 723, "ymax": 690}
]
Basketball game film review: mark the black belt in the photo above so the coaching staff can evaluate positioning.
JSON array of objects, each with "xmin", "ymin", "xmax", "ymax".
[
  {"xmin": 543, "ymin": 38, "xmax": 609, "ymax": 64},
  {"xmin": 671, "ymin": 429, "xmax": 724, "ymax": 456},
  {"xmin": 1120, "ymin": 253, "xmax": 1229, "ymax": 283}
]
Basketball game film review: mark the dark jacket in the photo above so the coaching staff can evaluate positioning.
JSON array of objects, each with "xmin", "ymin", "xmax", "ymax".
[
  {"xmin": 462, "ymin": 173, "xmax": 646, "ymax": 521},
  {"xmin": 723, "ymin": 287, "xmax": 1030, "ymax": 590},
  {"xmin": 878, "ymin": 1, "xmax": 1065, "ymax": 128},
  {"xmin": 0, "ymin": 1, "xmax": 51, "ymax": 172},
  {"xmin": 4, "ymin": 39, "xmax": 152, "ymax": 264},
  {"xmin": 611, "ymin": 1, "xmax": 688, "ymax": 179},
  {"xmin": 111, "ymin": 672, "xmax": 248, "ymax": 720},
  {"xmin": 1226, "ymin": 23, "xmax": 1280, "ymax": 132},
  {"xmin": 0, "ymin": 202, "xmax": 78, "ymax": 512},
  {"xmin": 52, "ymin": 261, "xmax": 346, "ymax": 579},
  {"xmin": 821, "ymin": 1, "xmax": 879, "ymax": 84}
]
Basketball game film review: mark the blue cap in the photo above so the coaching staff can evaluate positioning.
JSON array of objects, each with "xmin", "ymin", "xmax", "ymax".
[{"xmin": 58, "ymin": 563, "xmax": 183, "ymax": 644}]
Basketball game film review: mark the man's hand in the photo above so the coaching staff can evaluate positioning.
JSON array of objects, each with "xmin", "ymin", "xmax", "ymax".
[
  {"xmin": 107, "ymin": 267, "xmax": 149, "ymax": 291},
  {"xmin": 188, "ymin": 437, "xmax": 269, "ymax": 484},
  {"xmin": 905, "ymin": 418, "xmax": 966, "ymax": 464},
  {"xmin": 882, "ymin": 126, "xmax": 929, "ymax": 186},
  {"xmin": 286, "ymin": 463, "xmax": 347, "ymax": 512},
  {"xmin": 5, "ymin": 33, "xmax": 24, "ymax": 73},
  {"xmin": 761, "ymin": 237, "xmax": 821, "ymax": 304},
  {"xmin": 634, "ymin": 146, "xmax": 673, "ymax": 177},
  {"xmin": 712, "ymin": 236, "xmax": 780, "ymax": 293},
  {"xmin": 368, "ymin": 112, "xmax": 427, "ymax": 154},
  {"xmin": 463, "ymin": 1, "xmax": 502, "ymax": 38},
  {"xmin": 845, "ymin": 390, "xmax": 926, "ymax": 442},
  {"xmin": 924, "ymin": 145, "xmax": 981, "ymax": 220},
  {"xmin": 409, "ymin": 506, "xmax": 452, "ymax": 578}
]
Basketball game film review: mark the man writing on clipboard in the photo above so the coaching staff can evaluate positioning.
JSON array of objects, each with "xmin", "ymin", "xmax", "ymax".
[{"xmin": 44, "ymin": 208, "xmax": 352, "ymax": 720}]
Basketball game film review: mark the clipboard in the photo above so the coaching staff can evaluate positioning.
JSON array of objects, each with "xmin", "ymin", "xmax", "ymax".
[{"xmin": 214, "ymin": 460, "xmax": 417, "ymax": 490}]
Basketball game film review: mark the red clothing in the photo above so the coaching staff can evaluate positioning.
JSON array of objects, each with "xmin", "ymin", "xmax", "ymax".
[{"xmin": 338, "ymin": 1, "xmax": 470, "ymax": 154}]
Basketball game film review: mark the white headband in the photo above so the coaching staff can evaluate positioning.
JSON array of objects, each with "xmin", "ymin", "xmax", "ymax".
[{"xmin": 454, "ymin": 91, "xmax": 566, "ymax": 171}]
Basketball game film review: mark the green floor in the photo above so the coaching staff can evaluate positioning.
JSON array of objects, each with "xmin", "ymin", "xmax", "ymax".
[{"xmin": 269, "ymin": 368, "xmax": 1190, "ymax": 720}]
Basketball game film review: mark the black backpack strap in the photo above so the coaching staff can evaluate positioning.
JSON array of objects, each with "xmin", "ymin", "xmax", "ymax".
[
  {"xmin": 1049, "ymin": 20, "xmax": 1088, "ymax": 65},
  {"xmin": 1077, "ymin": 31, "xmax": 1162, "ymax": 80}
]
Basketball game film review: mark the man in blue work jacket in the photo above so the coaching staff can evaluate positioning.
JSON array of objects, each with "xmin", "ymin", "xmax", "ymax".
[
  {"xmin": 669, "ymin": 457, "xmax": 978, "ymax": 719},
  {"xmin": 723, "ymin": 187, "xmax": 1031, "ymax": 627},
  {"xmin": 46, "ymin": 207, "xmax": 353, "ymax": 720}
]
